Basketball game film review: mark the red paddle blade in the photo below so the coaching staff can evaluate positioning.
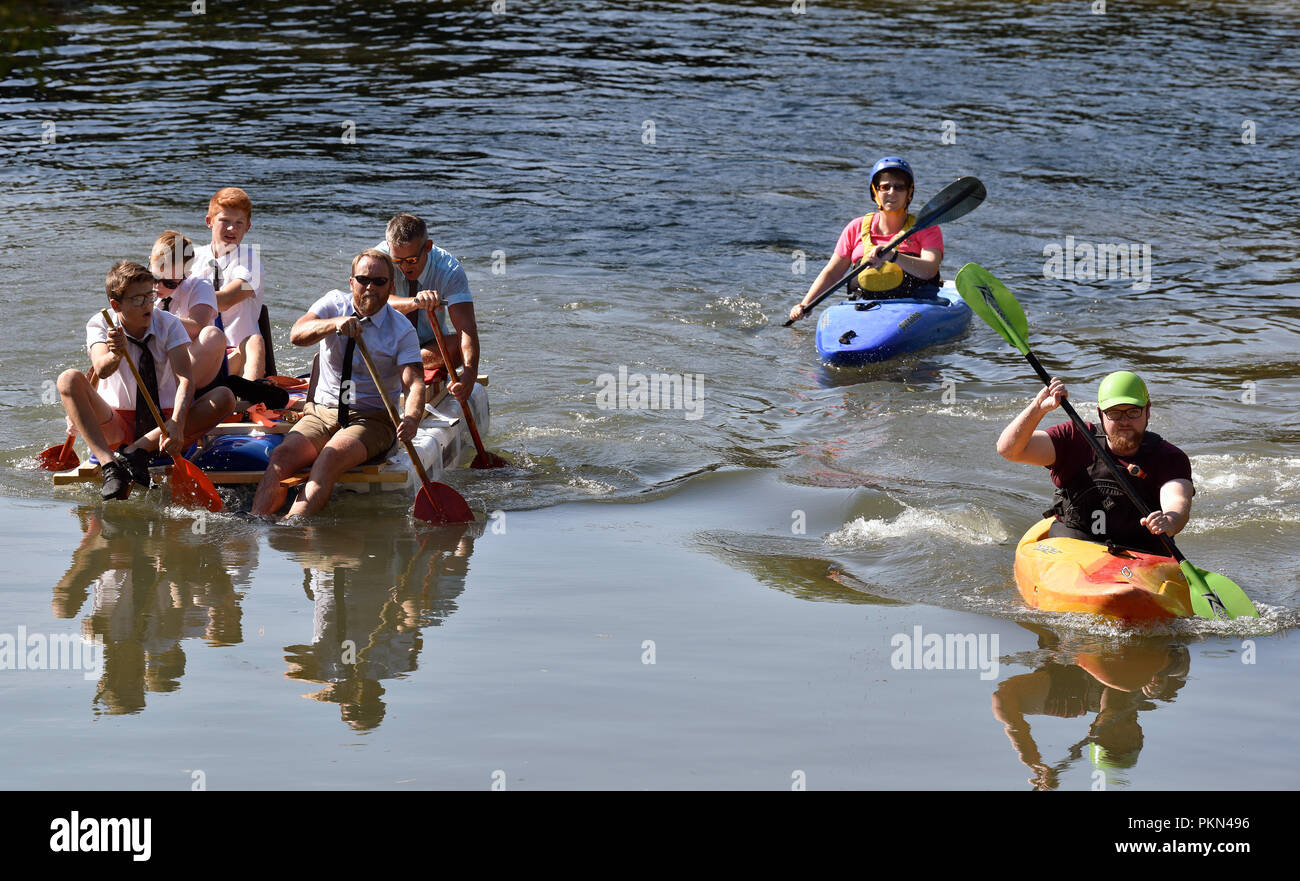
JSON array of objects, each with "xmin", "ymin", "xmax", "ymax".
[
  {"xmin": 169, "ymin": 457, "xmax": 224, "ymax": 513},
  {"xmin": 470, "ymin": 450, "xmax": 509, "ymax": 469},
  {"xmin": 38, "ymin": 440, "xmax": 79, "ymax": 472},
  {"xmin": 413, "ymin": 480, "xmax": 474, "ymax": 524}
]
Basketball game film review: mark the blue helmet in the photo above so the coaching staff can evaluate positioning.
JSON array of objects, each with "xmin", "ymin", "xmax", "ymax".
[{"xmin": 870, "ymin": 156, "xmax": 914, "ymax": 190}]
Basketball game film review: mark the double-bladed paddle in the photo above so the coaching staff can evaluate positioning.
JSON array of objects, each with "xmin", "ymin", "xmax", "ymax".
[
  {"xmin": 100, "ymin": 309, "xmax": 224, "ymax": 512},
  {"xmin": 952, "ymin": 264, "xmax": 1257, "ymax": 620},
  {"xmin": 783, "ymin": 175, "xmax": 986, "ymax": 327},
  {"xmin": 354, "ymin": 333, "xmax": 474, "ymax": 525}
]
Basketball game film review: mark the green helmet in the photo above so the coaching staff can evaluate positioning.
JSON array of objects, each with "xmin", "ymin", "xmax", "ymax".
[{"xmin": 1097, "ymin": 371, "xmax": 1149, "ymax": 410}]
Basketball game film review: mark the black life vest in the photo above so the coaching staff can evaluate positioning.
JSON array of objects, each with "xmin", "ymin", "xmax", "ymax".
[
  {"xmin": 846, "ymin": 212, "xmax": 942, "ymax": 300},
  {"xmin": 1046, "ymin": 424, "xmax": 1172, "ymax": 555}
]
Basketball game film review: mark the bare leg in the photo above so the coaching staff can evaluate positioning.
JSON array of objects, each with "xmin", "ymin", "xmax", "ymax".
[
  {"xmin": 184, "ymin": 387, "xmax": 238, "ymax": 439},
  {"xmin": 240, "ymin": 334, "xmax": 267, "ymax": 381},
  {"xmin": 57, "ymin": 368, "xmax": 123, "ymax": 463},
  {"xmin": 284, "ymin": 434, "xmax": 369, "ymax": 519},
  {"xmin": 191, "ymin": 326, "xmax": 228, "ymax": 388},
  {"xmin": 251, "ymin": 432, "xmax": 319, "ymax": 517}
]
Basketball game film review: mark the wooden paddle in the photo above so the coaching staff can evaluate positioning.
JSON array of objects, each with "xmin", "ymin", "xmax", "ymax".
[
  {"xmin": 100, "ymin": 309, "xmax": 224, "ymax": 513},
  {"xmin": 354, "ymin": 333, "xmax": 474, "ymax": 524},
  {"xmin": 952, "ymin": 264, "xmax": 1258, "ymax": 620},
  {"xmin": 38, "ymin": 368, "xmax": 97, "ymax": 471},
  {"xmin": 425, "ymin": 306, "xmax": 507, "ymax": 468},
  {"xmin": 783, "ymin": 175, "xmax": 986, "ymax": 326}
]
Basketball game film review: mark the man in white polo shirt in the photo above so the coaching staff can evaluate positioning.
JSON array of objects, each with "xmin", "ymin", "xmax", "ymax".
[
  {"xmin": 375, "ymin": 213, "xmax": 480, "ymax": 403},
  {"xmin": 251, "ymin": 249, "xmax": 425, "ymax": 519}
]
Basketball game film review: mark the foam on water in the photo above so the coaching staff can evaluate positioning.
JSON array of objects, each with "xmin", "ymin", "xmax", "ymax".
[{"xmin": 825, "ymin": 505, "xmax": 1011, "ymax": 547}]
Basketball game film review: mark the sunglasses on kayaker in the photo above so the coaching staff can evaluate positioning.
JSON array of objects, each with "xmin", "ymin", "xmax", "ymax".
[
  {"xmin": 152, "ymin": 276, "xmax": 183, "ymax": 290},
  {"xmin": 1101, "ymin": 406, "xmax": 1146, "ymax": 422},
  {"xmin": 352, "ymin": 274, "xmax": 391, "ymax": 288},
  {"xmin": 874, "ymin": 182, "xmax": 910, "ymax": 192},
  {"xmin": 389, "ymin": 254, "xmax": 422, "ymax": 266}
]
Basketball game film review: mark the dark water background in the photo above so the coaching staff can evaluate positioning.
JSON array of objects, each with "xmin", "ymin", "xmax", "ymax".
[{"xmin": 0, "ymin": 0, "xmax": 1297, "ymax": 790}]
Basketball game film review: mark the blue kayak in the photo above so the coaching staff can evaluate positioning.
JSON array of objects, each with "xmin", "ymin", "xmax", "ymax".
[{"xmin": 815, "ymin": 282, "xmax": 972, "ymax": 366}]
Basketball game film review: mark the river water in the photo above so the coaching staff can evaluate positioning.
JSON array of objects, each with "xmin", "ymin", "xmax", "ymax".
[{"xmin": 1, "ymin": 0, "xmax": 1297, "ymax": 791}]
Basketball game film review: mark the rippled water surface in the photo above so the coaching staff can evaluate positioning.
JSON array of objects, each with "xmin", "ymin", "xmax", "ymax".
[{"xmin": 1, "ymin": 0, "xmax": 1297, "ymax": 790}]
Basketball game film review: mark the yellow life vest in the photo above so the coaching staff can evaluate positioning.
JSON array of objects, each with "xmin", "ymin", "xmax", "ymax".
[{"xmin": 854, "ymin": 212, "xmax": 915, "ymax": 293}]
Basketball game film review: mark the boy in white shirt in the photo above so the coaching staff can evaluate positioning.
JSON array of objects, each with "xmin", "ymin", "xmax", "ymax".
[
  {"xmin": 57, "ymin": 261, "xmax": 237, "ymax": 500},
  {"xmin": 149, "ymin": 230, "xmax": 227, "ymax": 388},
  {"xmin": 190, "ymin": 187, "xmax": 268, "ymax": 380}
]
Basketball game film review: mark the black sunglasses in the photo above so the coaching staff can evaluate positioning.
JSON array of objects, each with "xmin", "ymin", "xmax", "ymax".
[
  {"xmin": 152, "ymin": 276, "xmax": 183, "ymax": 290},
  {"xmin": 352, "ymin": 275, "xmax": 391, "ymax": 288}
]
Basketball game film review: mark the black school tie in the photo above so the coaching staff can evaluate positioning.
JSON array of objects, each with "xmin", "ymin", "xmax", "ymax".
[
  {"xmin": 338, "ymin": 335, "xmax": 357, "ymax": 427},
  {"xmin": 161, "ymin": 297, "xmax": 172, "ymax": 312},
  {"xmin": 127, "ymin": 333, "xmax": 160, "ymax": 440}
]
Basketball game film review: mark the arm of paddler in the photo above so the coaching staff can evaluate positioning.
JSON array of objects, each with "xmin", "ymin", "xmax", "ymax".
[
  {"xmin": 214, "ymin": 277, "xmax": 255, "ymax": 311},
  {"xmin": 163, "ymin": 345, "xmax": 194, "ymax": 456},
  {"xmin": 290, "ymin": 311, "xmax": 355, "ymax": 346},
  {"xmin": 397, "ymin": 362, "xmax": 425, "ymax": 443},
  {"xmin": 789, "ymin": 253, "xmax": 852, "ymax": 323},
  {"xmin": 176, "ymin": 303, "xmax": 216, "ymax": 341},
  {"xmin": 446, "ymin": 302, "xmax": 479, "ymax": 402},
  {"xmin": 996, "ymin": 378, "xmax": 1066, "ymax": 467},
  {"xmin": 894, "ymin": 246, "xmax": 942, "ymax": 280},
  {"xmin": 90, "ymin": 337, "xmax": 123, "ymax": 380},
  {"xmin": 1142, "ymin": 479, "xmax": 1193, "ymax": 537}
]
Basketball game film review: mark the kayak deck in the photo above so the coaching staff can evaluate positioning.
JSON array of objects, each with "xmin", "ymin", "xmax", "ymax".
[
  {"xmin": 1013, "ymin": 518, "xmax": 1193, "ymax": 620},
  {"xmin": 816, "ymin": 281, "xmax": 972, "ymax": 366}
]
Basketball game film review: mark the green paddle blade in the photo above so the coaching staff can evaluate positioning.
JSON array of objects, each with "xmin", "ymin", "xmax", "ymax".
[
  {"xmin": 1182, "ymin": 561, "xmax": 1259, "ymax": 620},
  {"xmin": 954, "ymin": 263, "xmax": 1031, "ymax": 355}
]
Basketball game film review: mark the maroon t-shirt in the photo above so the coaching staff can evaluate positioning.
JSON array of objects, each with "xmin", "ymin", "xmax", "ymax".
[{"xmin": 1046, "ymin": 421, "xmax": 1193, "ymax": 493}]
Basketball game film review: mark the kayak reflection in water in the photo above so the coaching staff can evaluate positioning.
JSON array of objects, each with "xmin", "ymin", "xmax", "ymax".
[
  {"xmin": 991, "ymin": 624, "xmax": 1190, "ymax": 790},
  {"xmin": 996, "ymin": 371, "xmax": 1195, "ymax": 556},
  {"xmin": 273, "ymin": 521, "xmax": 481, "ymax": 731},
  {"xmin": 788, "ymin": 156, "xmax": 944, "ymax": 324}
]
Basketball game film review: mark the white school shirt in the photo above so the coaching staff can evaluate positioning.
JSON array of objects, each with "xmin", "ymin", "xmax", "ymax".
[
  {"xmin": 191, "ymin": 242, "xmax": 264, "ymax": 347},
  {"xmin": 85, "ymin": 308, "xmax": 192, "ymax": 410},
  {"xmin": 308, "ymin": 290, "xmax": 422, "ymax": 411},
  {"xmin": 159, "ymin": 275, "xmax": 218, "ymax": 323}
]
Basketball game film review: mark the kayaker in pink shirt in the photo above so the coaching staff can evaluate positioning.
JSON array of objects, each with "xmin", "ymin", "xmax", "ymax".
[{"xmin": 789, "ymin": 156, "xmax": 944, "ymax": 324}]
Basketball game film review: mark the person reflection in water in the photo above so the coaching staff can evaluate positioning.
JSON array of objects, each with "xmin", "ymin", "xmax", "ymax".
[
  {"xmin": 274, "ymin": 522, "xmax": 480, "ymax": 731},
  {"xmin": 52, "ymin": 506, "xmax": 253, "ymax": 715},
  {"xmin": 990, "ymin": 624, "xmax": 1190, "ymax": 790}
]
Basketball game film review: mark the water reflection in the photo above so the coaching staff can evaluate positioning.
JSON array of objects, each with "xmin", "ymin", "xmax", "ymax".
[
  {"xmin": 51, "ymin": 505, "xmax": 256, "ymax": 715},
  {"xmin": 992, "ymin": 623, "xmax": 1190, "ymax": 790},
  {"xmin": 271, "ymin": 521, "xmax": 483, "ymax": 731}
]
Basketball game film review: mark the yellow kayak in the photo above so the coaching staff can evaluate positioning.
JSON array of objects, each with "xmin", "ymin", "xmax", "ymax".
[{"xmin": 1013, "ymin": 519, "xmax": 1193, "ymax": 620}]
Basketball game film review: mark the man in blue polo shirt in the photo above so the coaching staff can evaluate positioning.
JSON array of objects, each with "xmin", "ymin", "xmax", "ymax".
[
  {"xmin": 251, "ymin": 249, "xmax": 425, "ymax": 519},
  {"xmin": 375, "ymin": 213, "xmax": 480, "ymax": 404}
]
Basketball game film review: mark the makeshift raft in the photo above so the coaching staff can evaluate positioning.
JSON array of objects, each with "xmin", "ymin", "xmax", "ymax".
[{"xmin": 52, "ymin": 377, "xmax": 489, "ymax": 495}]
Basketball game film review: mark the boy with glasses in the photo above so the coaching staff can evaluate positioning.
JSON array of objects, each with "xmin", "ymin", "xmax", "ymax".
[
  {"xmin": 374, "ymin": 213, "xmax": 480, "ymax": 404},
  {"xmin": 57, "ymin": 261, "xmax": 237, "ymax": 500},
  {"xmin": 251, "ymin": 250, "xmax": 424, "ymax": 519},
  {"xmin": 995, "ymin": 371, "xmax": 1194, "ymax": 555}
]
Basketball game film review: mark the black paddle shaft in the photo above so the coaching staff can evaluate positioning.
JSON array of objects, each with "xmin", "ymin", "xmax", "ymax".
[
  {"xmin": 782, "ymin": 176, "xmax": 986, "ymax": 327},
  {"xmin": 1023, "ymin": 351, "xmax": 1185, "ymax": 562}
]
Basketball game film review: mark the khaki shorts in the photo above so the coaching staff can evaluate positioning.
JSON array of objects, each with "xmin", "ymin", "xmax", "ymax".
[{"xmin": 292, "ymin": 402, "xmax": 396, "ymax": 462}]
